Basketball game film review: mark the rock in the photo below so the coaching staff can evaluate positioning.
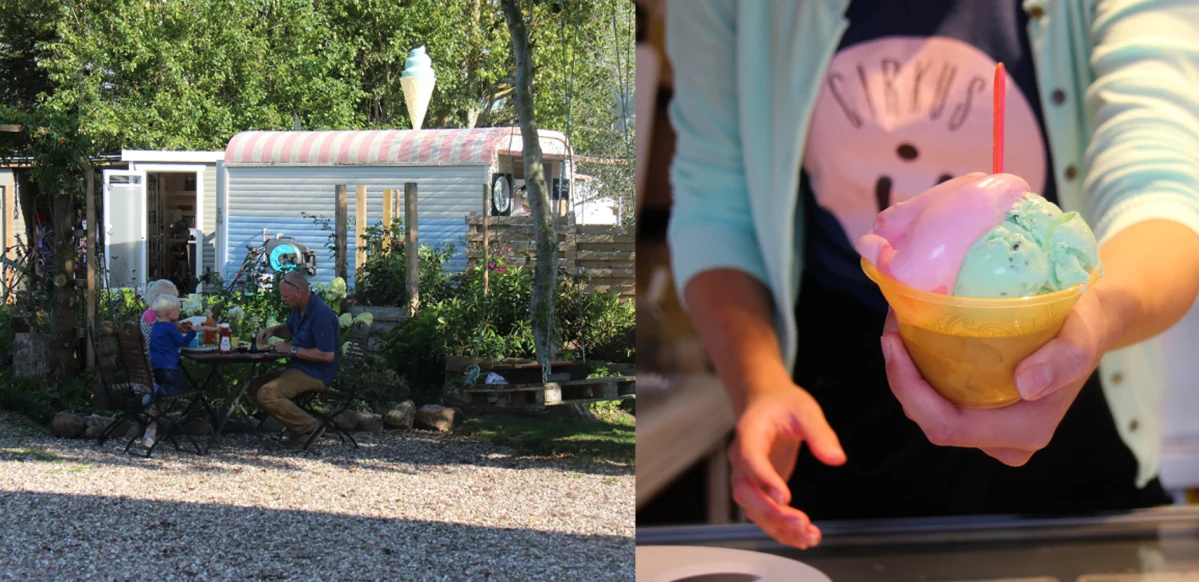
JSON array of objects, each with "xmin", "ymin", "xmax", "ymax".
[
  {"xmin": 620, "ymin": 398, "xmax": 636, "ymax": 416},
  {"xmin": 82, "ymin": 416, "xmax": 111, "ymax": 440},
  {"xmin": 358, "ymin": 412, "xmax": 384, "ymax": 434},
  {"xmin": 12, "ymin": 333, "xmax": 53, "ymax": 377},
  {"xmin": 384, "ymin": 401, "xmax": 416, "ymax": 430},
  {"xmin": 259, "ymin": 416, "xmax": 285, "ymax": 434},
  {"xmin": 50, "ymin": 413, "xmax": 86, "ymax": 439},
  {"xmin": 182, "ymin": 419, "xmax": 213, "ymax": 436},
  {"xmin": 333, "ymin": 410, "xmax": 358, "ymax": 431},
  {"xmin": 416, "ymin": 405, "xmax": 457, "ymax": 432},
  {"xmin": 550, "ymin": 402, "xmax": 597, "ymax": 421},
  {"xmin": 440, "ymin": 385, "xmax": 467, "ymax": 408}
]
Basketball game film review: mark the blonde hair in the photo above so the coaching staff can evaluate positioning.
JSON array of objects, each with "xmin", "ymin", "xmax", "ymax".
[
  {"xmin": 145, "ymin": 279, "xmax": 179, "ymax": 307},
  {"xmin": 153, "ymin": 294, "xmax": 180, "ymax": 317}
]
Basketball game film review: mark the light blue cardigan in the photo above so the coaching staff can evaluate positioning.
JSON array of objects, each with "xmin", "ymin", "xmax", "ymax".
[{"xmin": 666, "ymin": 0, "xmax": 1199, "ymax": 488}]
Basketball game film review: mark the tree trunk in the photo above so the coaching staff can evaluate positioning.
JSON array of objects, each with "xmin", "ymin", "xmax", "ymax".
[
  {"xmin": 50, "ymin": 188, "xmax": 79, "ymax": 381},
  {"xmin": 501, "ymin": 0, "xmax": 557, "ymax": 368}
]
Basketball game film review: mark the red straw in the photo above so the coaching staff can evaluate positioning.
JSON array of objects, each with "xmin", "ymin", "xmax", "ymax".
[{"xmin": 993, "ymin": 62, "xmax": 1006, "ymax": 174}]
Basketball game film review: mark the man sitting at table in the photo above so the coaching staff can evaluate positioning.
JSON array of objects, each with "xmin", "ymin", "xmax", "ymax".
[{"xmin": 251, "ymin": 271, "xmax": 340, "ymax": 447}]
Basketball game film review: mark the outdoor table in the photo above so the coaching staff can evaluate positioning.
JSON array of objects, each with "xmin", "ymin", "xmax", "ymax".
[{"xmin": 181, "ymin": 349, "xmax": 288, "ymax": 453}]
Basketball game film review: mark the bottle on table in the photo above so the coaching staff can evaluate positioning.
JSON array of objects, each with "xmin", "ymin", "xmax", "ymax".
[
  {"xmin": 218, "ymin": 323, "xmax": 232, "ymax": 354},
  {"xmin": 204, "ymin": 312, "xmax": 215, "ymax": 345}
]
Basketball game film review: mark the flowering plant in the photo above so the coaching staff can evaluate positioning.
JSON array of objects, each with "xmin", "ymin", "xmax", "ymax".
[{"xmin": 180, "ymin": 293, "xmax": 206, "ymax": 317}]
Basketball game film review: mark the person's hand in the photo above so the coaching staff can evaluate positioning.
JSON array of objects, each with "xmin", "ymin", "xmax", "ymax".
[
  {"xmin": 880, "ymin": 288, "xmax": 1110, "ymax": 466},
  {"xmin": 179, "ymin": 321, "xmax": 193, "ymax": 333},
  {"xmin": 728, "ymin": 381, "xmax": 847, "ymax": 550},
  {"xmin": 256, "ymin": 328, "xmax": 272, "ymax": 344},
  {"xmin": 273, "ymin": 341, "xmax": 292, "ymax": 354}
]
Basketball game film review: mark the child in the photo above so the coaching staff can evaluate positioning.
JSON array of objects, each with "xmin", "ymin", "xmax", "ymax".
[{"xmin": 143, "ymin": 294, "xmax": 212, "ymax": 447}]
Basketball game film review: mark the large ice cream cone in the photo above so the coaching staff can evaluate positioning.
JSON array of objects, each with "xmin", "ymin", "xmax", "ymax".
[
  {"xmin": 401, "ymin": 46, "xmax": 436, "ymax": 130},
  {"xmin": 401, "ymin": 76, "xmax": 435, "ymax": 130}
]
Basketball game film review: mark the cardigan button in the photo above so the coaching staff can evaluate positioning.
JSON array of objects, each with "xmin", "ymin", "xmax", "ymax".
[
  {"xmin": 1051, "ymin": 89, "xmax": 1066, "ymax": 104},
  {"xmin": 1065, "ymin": 165, "xmax": 1079, "ymax": 181},
  {"xmin": 1111, "ymin": 372, "xmax": 1125, "ymax": 385},
  {"xmin": 1028, "ymin": 5, "xmax": 1045, "ymax": 19},
  {"xmin": 1130, "ymin": 419, "xmax": 1139, "ymax": 432}
]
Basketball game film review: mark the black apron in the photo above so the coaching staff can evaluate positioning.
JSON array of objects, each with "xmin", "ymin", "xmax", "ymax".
[{"xmin": 787, "ymin": 274, "xmax": 1170, "ymax": 520}]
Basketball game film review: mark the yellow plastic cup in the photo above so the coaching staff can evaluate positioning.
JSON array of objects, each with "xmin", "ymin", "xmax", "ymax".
[{"xmin": 862, "ymin": 258, "xmax": 1100, "ymax": 409}]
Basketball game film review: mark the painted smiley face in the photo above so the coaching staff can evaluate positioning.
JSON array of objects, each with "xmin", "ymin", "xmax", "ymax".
[{"xmin": 803, "ymin": 36, "xmax": 1047, "ymax": 243}]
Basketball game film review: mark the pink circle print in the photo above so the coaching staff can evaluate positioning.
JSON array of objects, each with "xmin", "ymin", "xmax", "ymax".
[{"xmin": 803, "ymin": 36, "xmax": 1047, "ymax": 245}]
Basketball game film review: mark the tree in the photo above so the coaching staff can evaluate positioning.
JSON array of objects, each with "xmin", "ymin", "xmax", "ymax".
[{"xmin": 501, "ymin": 0, "xmax": 556, "ymax": 370}]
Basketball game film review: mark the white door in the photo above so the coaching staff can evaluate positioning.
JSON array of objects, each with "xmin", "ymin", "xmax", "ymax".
[{"xmin": 102, "ymin": 169, "xmax": 148, "ymax": 291}]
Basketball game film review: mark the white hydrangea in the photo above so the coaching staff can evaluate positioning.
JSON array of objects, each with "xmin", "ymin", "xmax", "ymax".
[
  {"xmin": 267, "ymin": 337, "xmax": 284, "ymax": 346},
  {"xmin": 226, "ymin": 306, "xmax": 245, "ymax": 321},
  {"xmin": 352, "ymin": 312, "xmax": 374, "ymax": 326},
  {"xmin": 180, "ymin": 294, "xmax": 205, "ymax": 316},
  {"xmin": 338, "ymin": 313, "xmax": 352, "ymax": 329},
  {"xmin": 327, "ymin": 277, "xmax": 347, "ymax": 300},
  {"xmin": 266, "ymin": 317, "xmax": 280, "ymax": 329}
]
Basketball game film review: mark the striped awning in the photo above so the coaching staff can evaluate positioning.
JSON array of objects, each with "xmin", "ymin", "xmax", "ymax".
[{"xmin": 223, "ymin": 128, "xmax": 563, "ymax": 166}]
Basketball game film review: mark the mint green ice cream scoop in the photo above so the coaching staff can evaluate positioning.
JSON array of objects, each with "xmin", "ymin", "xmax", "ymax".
[{"xmin": 953, "ymin": 193, "xmax": 1102, "ymax": 298}]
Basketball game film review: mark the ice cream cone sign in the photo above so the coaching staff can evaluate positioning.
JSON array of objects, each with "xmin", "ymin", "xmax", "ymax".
[{"xmin": 401, "ymin": 45, "xmax": 436, "ymax": 130}]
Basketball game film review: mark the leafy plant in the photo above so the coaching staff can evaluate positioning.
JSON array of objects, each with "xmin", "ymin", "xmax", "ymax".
[
  {"xmin": 0, "ymin": 371, "xmax": 93, "ymax": 425},
  {"xmin": 355, "ymin": 358, "xmax": 411, "ymax": 412}
]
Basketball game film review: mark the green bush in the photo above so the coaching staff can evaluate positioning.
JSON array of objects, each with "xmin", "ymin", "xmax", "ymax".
[
  {"xmin": 556, "ymin": 273, "xmax": 635, "ymax": 363},
  {"xmin": 381, "ymin": 244, "xmax": 635, "ymax": 403},
  {"xmin": 0, "ymin": 371, "xmax": 93, "ymax": 424},
  {"xmin": 96, "ymin": 288, "xmax": 145, "ymax": 326},
  {"xmin": 355, "ymin": 358, "xmax": 411, "ymax": 411},
  {"xmin": 351, "ymin": 218, "xmax": 455, "ymax": 308}
]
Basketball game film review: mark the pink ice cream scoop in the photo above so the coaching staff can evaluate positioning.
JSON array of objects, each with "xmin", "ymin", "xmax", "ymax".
[{"xmin": 855, "ymin": 172, "xmax": 1030, "ymax": 295}]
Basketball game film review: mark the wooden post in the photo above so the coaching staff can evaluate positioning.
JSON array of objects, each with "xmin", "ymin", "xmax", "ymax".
[
  {"xmin": 355, "ymin": 184, "xmax": 367, "ymax": 270},
  {"xmin": 83, "ymin": 159, "xmax": 96, "ymax": 368},
  {"xmin": 481, "ymin": 183, "xmax": 490, "ymax": 297},
  {"xmin": 381, "ymin": 188, "xmax": 393, "ymax": 253},
  {"xmin": 335, "ymin": 184, "xmax": 348, "ymax": 281},
  {"xmin": 404, "ymin": 182, "xmax": 419, "ymax": 314}
]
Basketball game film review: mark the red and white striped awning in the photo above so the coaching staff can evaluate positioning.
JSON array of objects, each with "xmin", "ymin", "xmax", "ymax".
[{"xmin": 224, "ymin": 128, "xmax": 567, "ymax": 166}]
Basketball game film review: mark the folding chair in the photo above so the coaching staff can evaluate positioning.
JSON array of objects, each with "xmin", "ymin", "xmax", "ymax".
[
  {"xmin": 114, "ymin": 322, "xmax": 214, "ymax": 458},
  {"xmin": 89, "ymin": 322, "xmax": 142, "ymax": 447},
  {"xmin": 294, "ymin": 320, "xmax": 370, "ymax": 451}
]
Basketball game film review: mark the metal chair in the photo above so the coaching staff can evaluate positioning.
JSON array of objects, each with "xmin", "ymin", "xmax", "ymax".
[
  {"xmin": 89, "ymin": 322, "xmax": 141, "ymax": 446},
  {"xmin": 114, "ymin": 322, "xmax": 213, "ymax": 457},
  {"xmin": 294, "ymin": 320, "xmax": 370, "ymax": 451}
]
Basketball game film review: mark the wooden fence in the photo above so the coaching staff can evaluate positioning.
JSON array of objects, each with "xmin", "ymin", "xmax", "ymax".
[{"xmin": 464, "ymin": 213, "xmax": 634, "ymax": 298}]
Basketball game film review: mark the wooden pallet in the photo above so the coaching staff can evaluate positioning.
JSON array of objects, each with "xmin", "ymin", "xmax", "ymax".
[{"xmin": 462, "ymin": 376, "xmax": 635, "ymax": 407}]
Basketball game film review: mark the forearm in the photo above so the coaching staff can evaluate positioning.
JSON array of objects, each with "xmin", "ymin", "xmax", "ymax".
[
  {"xmin": 294, "ymin": 346, "xmax": 335, "ymax": 363},
  {"xmin": 270, "ymin": 324, "xmax": 293, "ymax": 339},
  {"xmin": 1096, "ymin": 220, "xmax": 1199, "ymax": 351},
  {"xmin": 683, "ymin": 269, "xmax": 793, "ymax": 416}
]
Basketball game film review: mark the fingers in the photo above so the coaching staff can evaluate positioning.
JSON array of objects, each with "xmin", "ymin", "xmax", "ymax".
[
  {"xmin": 981, "ymin": 447, "xmax": 1034, "ymax": 467},
  {"xmin": 733, "ymin": 420, "xmax": 794, "ymax": 505},
  {"xmin": 795, "ymin": 404, "xmax": 847, "ymax": 467},
  {"xmin": 731, "ymin": 468, "xmax": 821, "ymax": 550},
  {"xmin": 1015, "ymin": 295, "xmax": 1103, "ymax": 401},
  {"xmin": 881, "ymin": 333, "xmax": 961, "ymax": 440}
]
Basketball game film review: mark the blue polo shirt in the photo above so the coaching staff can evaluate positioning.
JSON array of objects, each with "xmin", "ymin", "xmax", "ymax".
[{"xmin": 285, "ymin": 293, "xmax": 340, "ymax": 385}]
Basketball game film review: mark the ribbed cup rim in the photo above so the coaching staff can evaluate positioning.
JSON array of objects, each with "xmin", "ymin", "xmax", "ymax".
[{"xmin": 861, "ymin": 257, "xmax": 1101, "ymax": 308}]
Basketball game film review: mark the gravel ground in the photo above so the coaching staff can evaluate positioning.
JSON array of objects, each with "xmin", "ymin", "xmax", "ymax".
[{"xmin": 0, "ymin": 412, "xmax": 634, "ymax": 581}]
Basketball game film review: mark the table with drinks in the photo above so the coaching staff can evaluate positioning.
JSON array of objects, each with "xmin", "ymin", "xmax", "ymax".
[{"xmin": 181, "ymin": 321, "xmax": 288, "ymax": 453}]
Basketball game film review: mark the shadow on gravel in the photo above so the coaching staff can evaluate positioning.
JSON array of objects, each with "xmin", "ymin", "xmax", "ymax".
[
  {"xmin": 0, "ymin": 429, "xmax": 635, "ymax": 479},
  {"xmin": 0, "ymin": 490, "xmax": 633, "ymax": 580}
]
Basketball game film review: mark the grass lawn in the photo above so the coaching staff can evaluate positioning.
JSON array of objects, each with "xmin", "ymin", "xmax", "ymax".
[{"xmin": 463, "ymin": 401, "xmax": 635, "ymax": 466}]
